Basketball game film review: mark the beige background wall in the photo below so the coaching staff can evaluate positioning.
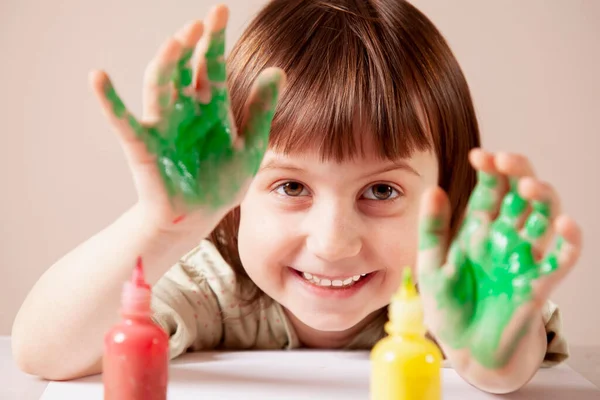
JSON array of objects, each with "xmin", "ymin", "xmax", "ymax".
[{"xmin": 1, "ymin": 0, "xmax": 598, "ymax": 346}]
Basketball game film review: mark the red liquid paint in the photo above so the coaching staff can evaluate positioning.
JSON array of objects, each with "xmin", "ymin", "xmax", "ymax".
[
  {"xmin": 172, "ymin": 214, "xmax": 186, "ymax": 224},
  {"xmin": 103, "ymin": 257, "xmax": 169, "ymax": 399}
]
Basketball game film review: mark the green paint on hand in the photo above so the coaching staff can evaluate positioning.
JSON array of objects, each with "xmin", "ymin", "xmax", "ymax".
[
  {"xmin": 103, "ymin": 31, "xmax": 281, "ymax": 209},
  {"xmin": 499, "ymin": 179, "xmax": 528, "ymax": 221},
  {"xmin": 419, "ymin": 171, "xmax": 562, "ymax": 369},
  {"xmin": 105, "ymin": 85, "xmax": 126, "ymax": 118},
  {"xmin": 524, "ymin": 214, "xmax": 548, "ymax": 239},
  {"xmin": 525, "ymin": 201, "xmax": 551, "ymax": 239},
  {"xmin": 419, "ymin": 217, "xmax": 443, "ymax": 250},
  {"xmin": 206, "ymin": 29, "xmax": 226, "ymax": 82},
  {"xmin": 467, "ymin": 171, "xmax": 498, "ymax": 212}
]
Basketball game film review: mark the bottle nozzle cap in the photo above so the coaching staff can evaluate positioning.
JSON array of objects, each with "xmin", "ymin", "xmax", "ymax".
[
  {"xmin": 387, "ymin": 266, "xmax": 425, "ymax": 335},
  {"xmin": 122, "ymin": 257, "xmax": 151, "ymax": 315},
  {"xmin": 400, "ymin": 267, "xmax": 417, "ymax": 298},
  {"xmin": 133, "ymin": 256, "xmax": 150, "ymax": 289}
]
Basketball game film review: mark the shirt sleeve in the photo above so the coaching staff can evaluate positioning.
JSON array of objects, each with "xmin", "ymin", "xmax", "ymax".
[
  {"xmin": 541, "ymin": 299, "xmax": 569, "ymax": 367},
  {"xmin": 149, "ymin": 241, "xmax": 294, "ymax": 359}
]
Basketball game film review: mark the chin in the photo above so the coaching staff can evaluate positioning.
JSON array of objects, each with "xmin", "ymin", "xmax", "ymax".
[{"xmin": 290, "ymin": 307, "xmax": 369, "ymax": 332}]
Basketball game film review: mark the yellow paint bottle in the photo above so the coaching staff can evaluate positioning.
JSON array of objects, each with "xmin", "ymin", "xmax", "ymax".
[{"xmin": 370, "ymin": 268, "xmax": 442, "ymax": 400}]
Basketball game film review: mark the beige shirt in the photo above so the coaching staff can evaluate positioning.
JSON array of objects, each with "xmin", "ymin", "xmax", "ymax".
[{"xmin": 151, "ymin": 240, "xmax": 569, "ymax": 367}]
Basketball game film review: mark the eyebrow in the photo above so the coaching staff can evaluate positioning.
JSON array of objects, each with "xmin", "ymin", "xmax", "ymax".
[
  {"xmin": 365, "ymin": 161, "xmax": 421, "ymax": 178},
  {"xmin": 259, "ymin": 159, "xmax": 304, "ymax": 173},
  {"xmin": 259, "ymin": 159, "xmax": 421, "ymax": 178}
]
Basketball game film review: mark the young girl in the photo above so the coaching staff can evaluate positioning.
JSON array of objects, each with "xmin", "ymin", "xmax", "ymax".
[{"xmin": 12, "ymin": 0, "xmax": 582, "ymax": 394}]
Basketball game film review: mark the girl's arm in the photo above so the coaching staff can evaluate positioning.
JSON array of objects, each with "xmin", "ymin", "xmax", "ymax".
[
  {"xmin": 11, "ymin": 205, "xmax": 210, "ymax": 380},
  {"xmin": 12, "ymin": 4, "xmax": 284, "ymax": 381}
]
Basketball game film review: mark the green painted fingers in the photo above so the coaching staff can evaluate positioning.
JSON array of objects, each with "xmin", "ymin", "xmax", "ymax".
[
  {"xmin": 418, "ymin": 172, "xmax": 561, "ymax": 369},
  {"xmin": 524, "ymin": 201, "xmax": 551, "ymax": 239},
  {"xmin": 206, "ymin": 29, "xmax": 226, "ymax": 82},
  {"xmin": 103, "ymin": 29, "xmax": 282, "ymax": 210},
  {"xmin": 467, "ymin": 171, "xmax": 500, "ymax": 212},
  {"xmin": 418, "ymin": 216, "xmax": 444, "ymax": 250}
]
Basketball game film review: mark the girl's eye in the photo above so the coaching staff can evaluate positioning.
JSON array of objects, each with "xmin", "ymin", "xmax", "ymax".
[
  {"xmin": 274, "ymin": 181, "xmax": 309, "ymax": 197},
  {"xmin": 362, "ymin": 184, "xmax": 401, "ymax": 201}
]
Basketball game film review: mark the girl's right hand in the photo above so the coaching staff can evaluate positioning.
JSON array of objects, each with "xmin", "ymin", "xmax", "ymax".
[{"xmin": 89, "ymin": 5, "xmax": 285, "ymax": 234}]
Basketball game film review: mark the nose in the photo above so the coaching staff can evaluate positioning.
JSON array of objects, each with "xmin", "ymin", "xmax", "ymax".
[{"xmin": 305, "ymin": 201, "xmax": 362, "ymax": 262}]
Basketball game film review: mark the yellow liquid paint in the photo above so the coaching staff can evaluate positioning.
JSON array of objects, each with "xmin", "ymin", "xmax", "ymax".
[{"xmin": 370, "ymin": 268, "xmax": 442, "ymax": 400}]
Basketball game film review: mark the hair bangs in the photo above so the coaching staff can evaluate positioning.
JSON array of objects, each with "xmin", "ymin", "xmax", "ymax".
[{"xmin": 229, "ymin": 1, "xmax": 433, "ymax": 163}]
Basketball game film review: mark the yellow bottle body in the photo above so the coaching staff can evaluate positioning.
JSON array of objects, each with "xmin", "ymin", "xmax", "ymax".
[
  {"xmin": 370, "ymin": 268, "xmax": 442, "ymax": 400},
  {"xmin": 370, "ymin": 330, "xmax": 442, "ymax": 400}
]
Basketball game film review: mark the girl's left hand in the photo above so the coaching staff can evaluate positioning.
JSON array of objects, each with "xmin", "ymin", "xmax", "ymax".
[{"xmin": 416, "ymin": 148, "xmax": 582, "ymax": 369}]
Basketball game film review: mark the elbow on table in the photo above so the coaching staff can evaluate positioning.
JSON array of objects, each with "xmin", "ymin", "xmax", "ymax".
[
  {"xmin": 11, "ymin": 327, "xmax": 102, "ymax": 381},
  {"xmin": 477, "ymin": 378, "xmax": 531, "ymax": 395}
]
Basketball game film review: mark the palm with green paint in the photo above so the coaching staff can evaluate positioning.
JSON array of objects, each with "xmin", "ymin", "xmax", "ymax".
[
  {"xmin": 89, "ymin": 5, "xmax": 285, "ymax": 229},
  {"xmin": 417, "ymin": 149, "xmax": 582, "ymax": 369}
]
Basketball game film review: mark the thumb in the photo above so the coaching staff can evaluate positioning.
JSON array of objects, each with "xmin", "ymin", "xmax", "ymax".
[
  {"xmin": 417, "ymin": 187, "xmax": 452, "ymax": 278},
  {"xmin": 238, "ymin": 67, "xmax": 286, "ymax": 175},
  {"xmin": 89, "ymin": 70, "xmax": 144, "ymax": 142},
  {"xmin": 89, "ymin": 70, "xmax": 156, "ymax": 167}
]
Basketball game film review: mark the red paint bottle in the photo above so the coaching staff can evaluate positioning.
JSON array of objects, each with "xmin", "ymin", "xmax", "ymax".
[{"xmin": 103, "ymin": 257, "xmax": 169, "ymax": 400}]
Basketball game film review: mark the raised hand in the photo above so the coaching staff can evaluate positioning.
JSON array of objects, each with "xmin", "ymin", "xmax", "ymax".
[
  {"xmin": 417, "ymin": 149, "xmax": 582, "ymax": 369},
  {"xmin": 90, "ymin": 5, "xmax": 285, "ymax": 229}
]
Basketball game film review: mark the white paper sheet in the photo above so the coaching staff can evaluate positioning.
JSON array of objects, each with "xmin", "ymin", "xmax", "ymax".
[{"xmin": 40, "ymin": 350, "xmax": 600, "ymax": 399}]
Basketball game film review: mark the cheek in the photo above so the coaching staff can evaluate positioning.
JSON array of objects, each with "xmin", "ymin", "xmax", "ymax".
[
  {"xmin": 369, "ymin": 213, "xmax": 421, "ymax": 294},
  {"xmin": 237, "ymin": 193, "xmax": 297, "ymax": 284},
  {"xmin": 372, "ymin": 204, "xmax": 420, "ymax": 260},
  {"xmin": 237, "ymin": 201, "xmax": 266, "ymax": 276}
]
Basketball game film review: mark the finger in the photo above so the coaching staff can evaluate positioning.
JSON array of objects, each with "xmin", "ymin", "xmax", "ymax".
[
  {"xmin": 495, "ymin": 152, "xmax": 536, "ymax": 178},
  {"xmin": 172, "ymin": 20, "xmax": 204, "ymax": 92},
  {"xmin": 466, "ymin": 148, "xmax": 508, "ymax": 221},
  {"xmin": 193, "ymin": 4, "xmax": 229, "ymax": 103},
  {"xmin": 238, "ymin": 67, "xmax": 285, "ymax": 175},
  {"xmin": 90, "ymin": 70, "xmax": 144, "ymax": 141},
  {"xmin": 204, "ymin": 5, "xmax": 228, "ymax": 84},
  {"xmin": 416, "ymin": 187, "xmax": 452, "ymax": 276},
  {"xmin": 518, "ymin": 177, "xmax": 561, "ymax": 257},
  {"xmin": 538, "ymin": 215, "xmax": 582, "ymax": 278},
  {"xmin": 142, "ymin": 38, "xmax": 184, "ymax": 123},
  {"xmin": 90, "ymin": 70, "xmax": 157, "ymax": 166},
  {"xmin": 174, "ymin": 20, "xmax": 204, "ymax": 50},
  {"xmin": 494, "ymin": 153, "xmax": 536, "ymax": 228}
]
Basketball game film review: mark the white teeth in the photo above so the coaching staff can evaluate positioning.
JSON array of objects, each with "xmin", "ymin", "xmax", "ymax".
[{"xmin": 299, "ymin": 271, "xmax": 370, "ymax": 288}]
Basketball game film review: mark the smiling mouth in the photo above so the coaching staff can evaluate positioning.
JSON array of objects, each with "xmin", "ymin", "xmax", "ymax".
[{"xmin": 291, "ymin": 268, "xmax": 373, "ymax": 288}]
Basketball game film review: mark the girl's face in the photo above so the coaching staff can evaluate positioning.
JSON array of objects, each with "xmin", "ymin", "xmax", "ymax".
[{"xmin": 238, "ymin": 141, "xmax": 438, "ymax": 344}]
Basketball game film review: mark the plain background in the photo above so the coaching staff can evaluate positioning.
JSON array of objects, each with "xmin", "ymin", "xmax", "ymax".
[{"xmin": 0, "ymin": 0, "xmax": 598, "ymax": 346}]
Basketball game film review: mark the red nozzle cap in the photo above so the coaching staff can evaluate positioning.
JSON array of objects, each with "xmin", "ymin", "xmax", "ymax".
[
  {"xmin": 133, "ymin": 256, "xmax": 150, "ymax": 289},
  {"xmin": 121, "ymin": 257, "xmax": 152, "ymax": 316}
]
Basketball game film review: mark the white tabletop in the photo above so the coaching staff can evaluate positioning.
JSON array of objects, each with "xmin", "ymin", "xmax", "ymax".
[
  {"xmin": 2, "ymin": 337, "xmax": 599, "ymax": 399},
  {"xmin": 1, "ymin": 337, "xmax": 48, "ymax": 399}
]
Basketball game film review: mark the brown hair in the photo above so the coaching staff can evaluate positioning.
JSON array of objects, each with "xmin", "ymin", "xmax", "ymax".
[{"xmin": 209, "ymin": 0, "xmax": 480, "ymax": 302}]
